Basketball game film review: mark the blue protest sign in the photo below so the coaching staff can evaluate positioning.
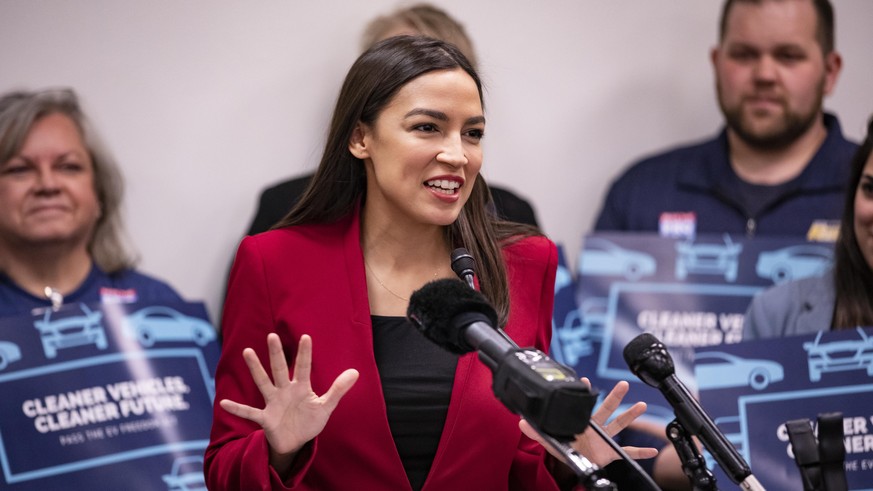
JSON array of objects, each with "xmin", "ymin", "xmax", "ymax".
[
  {"xmin": 696, "ymin": 328, "xmax": 873, "ymax": 490},
  {"xmin": 551, "ymin": 245, "xmax": 585, "ymax": 366},
  {"xmin": 0, "ymin": 301, "xmax": 218, "ymax": 490},
  {"xmin": 553, "ymin": 232, "xmax": 834, "ymax": 428}
]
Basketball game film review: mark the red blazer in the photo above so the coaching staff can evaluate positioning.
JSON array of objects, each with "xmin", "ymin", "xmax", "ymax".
[{"xmin": 206, "ymin": 211, "xmax": 559, "ymax": 490}]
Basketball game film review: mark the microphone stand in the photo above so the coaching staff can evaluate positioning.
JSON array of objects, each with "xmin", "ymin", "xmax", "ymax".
[
  {"xmin": 786, "ymin": 413, "xmax": 848, "ymax": 491},
  {"xmin": 666, "ymin": 419, "xmax": 718, "ymax": 491},
  {"xmin": 667, "ymin": 418, "xmax": 766, "ymax": 491}
]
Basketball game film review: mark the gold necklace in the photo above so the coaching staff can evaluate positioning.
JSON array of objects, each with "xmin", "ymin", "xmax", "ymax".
[{"xmin": 363, "ymin": 258, "xmax": 437, "ymax": 302}]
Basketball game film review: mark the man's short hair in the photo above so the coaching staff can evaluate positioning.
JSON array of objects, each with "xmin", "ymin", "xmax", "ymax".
[{"xmin": 718, "ymin": 0, "xmax": 835, "ymax": 54}]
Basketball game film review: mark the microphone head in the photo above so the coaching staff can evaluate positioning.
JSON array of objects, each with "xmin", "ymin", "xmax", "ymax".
[
  {"xmin": 450, "ymin": 247, "xmax": 476, "ymax": 279},
  {"xmin": 407, "ymin": 278, "xmax": 498, "ymax": 355},
  {"xmin": 623, "ymin": 333, "xmax": 675, "ymax": 387}
]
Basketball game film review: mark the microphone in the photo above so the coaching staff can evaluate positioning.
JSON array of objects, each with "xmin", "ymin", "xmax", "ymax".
[
  {"xmin": 407, "ymin": 278, "xmax": 597, "ymax": 440},
  {"xmin": 451, "ymin": 247, "xmax": 477, "ymax": 290},
  {"xmin": 623, "ymin": 333, "xmax": 764, "ymax": 489},
  {"xmin": 450, "ymin": 246, "xmax": 519, "ymax": 349}
]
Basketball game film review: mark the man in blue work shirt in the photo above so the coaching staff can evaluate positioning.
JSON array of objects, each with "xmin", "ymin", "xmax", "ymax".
[
  {"xmin": 592, "ymin": 1, "xmax": 858, "ymax": 489},
  {"xmin": 594, "ymin": 0, "xmax": 857, "ymax": 241}
]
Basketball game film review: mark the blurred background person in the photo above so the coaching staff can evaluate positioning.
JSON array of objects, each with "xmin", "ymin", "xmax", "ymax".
[
  {"xmin": 744, "ymin": 115, "xmax": 873, "ymax": 339},
  {"xmin": 244, "ymin": 3, "xmax": 539, "ymax": 237},
  {"xmin": 0, "ymin": 88, "xmax": 183, "ymax": 317},
  {"xmin": 590, "ymin": 1, "xmax": 856, "ymax": 489},
  {"xmin": 594, "ymin": 0, "xmax": 855, "ymax": 241}
]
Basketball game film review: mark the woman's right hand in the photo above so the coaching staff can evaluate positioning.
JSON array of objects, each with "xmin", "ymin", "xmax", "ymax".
[{"xmin": 219, "ymin": 333, "xmax": 359, "ymax": 475}]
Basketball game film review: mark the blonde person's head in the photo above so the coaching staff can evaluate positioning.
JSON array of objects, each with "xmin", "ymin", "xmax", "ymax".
[{"xmin": 361, "ymin": 3, "xmax": 478, "ymax": 69}]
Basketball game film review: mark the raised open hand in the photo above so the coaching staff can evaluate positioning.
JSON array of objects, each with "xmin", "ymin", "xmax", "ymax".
[
  {"xmin": 520, "ymin": 380, "xmax": 658, "ymax": 468},
  {"xmin": 219, "ymin": 333, "xmax": 359, "ymax": 473}
]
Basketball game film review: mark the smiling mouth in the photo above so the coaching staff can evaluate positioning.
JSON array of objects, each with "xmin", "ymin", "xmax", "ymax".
[
  {"xmin": 29, "ymin": 206, "xmax": 69, "ymax": 215},
  {"xmin": 425, "ymin": 179, "xmax": 461, "ymax": 195}
]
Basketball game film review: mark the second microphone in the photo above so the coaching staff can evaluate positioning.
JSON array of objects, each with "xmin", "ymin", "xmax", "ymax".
[{"xmin": 407, "ymin": 278, "xmax": 598, "ymax": 441}]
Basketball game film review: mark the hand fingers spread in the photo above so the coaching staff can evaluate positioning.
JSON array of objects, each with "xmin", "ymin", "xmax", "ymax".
[
  {"xmin": 219, "ymin": 399, "xmax": 264, "ymax": 426},
  {"xmin": 292, "ymin": 335, "xmax": 313, "ymax": 384},
  {"xmin": 592, "ymin": 380, "xmax": 630, "ymax": 426},
  {"xmin": 620, "ymin": 445, "xmax": 659, "ymax": 460},
  {"xmin": 243, "ymin": 347, "xmax": 276, "ymax": 396},
  {"xmin": 607, "ymin": 401, "xmax": 648, "ymax": 435},
  {"xmin": 320, "ymin": 369, "xmax": 360, "ymax": 412},
  {"xmin": 267, "ymin": 333, "xmax": 291, "ymax": 388}
]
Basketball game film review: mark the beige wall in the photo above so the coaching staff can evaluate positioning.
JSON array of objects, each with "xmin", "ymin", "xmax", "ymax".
[{"xmin": 2, "ymin": 0, "xmax": 871, "ymax": 322}]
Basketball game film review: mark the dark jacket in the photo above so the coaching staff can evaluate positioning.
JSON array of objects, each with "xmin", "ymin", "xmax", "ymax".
[{"xmin": 595, "ymin": 114, "xmax": 858, "ymax": 238}]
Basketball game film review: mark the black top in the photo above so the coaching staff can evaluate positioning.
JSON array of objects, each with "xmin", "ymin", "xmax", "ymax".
[
  {"xmin": 371, "ymin": 315, "xmax": 458, "ymax": 491},
  {"xmin": 731, "ymin": 173, "xmax": 799, "ymax": 220}
]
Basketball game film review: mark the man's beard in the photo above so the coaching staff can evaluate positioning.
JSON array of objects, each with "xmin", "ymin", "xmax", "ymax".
[{"xmin": 718, "ymin": 81, "xmax": 824, "ymax": 151}]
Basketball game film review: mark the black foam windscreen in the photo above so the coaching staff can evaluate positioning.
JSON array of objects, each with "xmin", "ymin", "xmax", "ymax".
[
  {"xmin": 622, "ymin": 332, "xmax": 675, "ymax": 386},
  {"xmin": 407, "ymin": 278, "xmax": 498, "ymax": 355}
]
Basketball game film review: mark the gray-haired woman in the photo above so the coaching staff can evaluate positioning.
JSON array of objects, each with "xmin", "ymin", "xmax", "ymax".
[{"xmin": 0, "ymin": 88, "xmax": 182, "ymax": 317}]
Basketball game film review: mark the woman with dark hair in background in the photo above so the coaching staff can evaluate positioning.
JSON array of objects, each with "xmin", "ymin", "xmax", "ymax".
[
  {"xmin": 0, "ymin": 88, "xmax": 182, "ymax": 317},
  {"xmin": 206, "ymin": 36, "xmax": 654, "ymax": 490},
  {"xmin": 744, "ymin": 115, "xmax": 873, "ymax": 338},
  {"xmin": 244, "ymin": 3, "xmax": 539, "ymax": 237}
]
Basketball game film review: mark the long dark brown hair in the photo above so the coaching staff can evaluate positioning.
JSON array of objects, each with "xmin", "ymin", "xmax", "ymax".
[
  {"xmin": 832, "ymin": 116, "xmax": 873, "ymax": 328},
  {"xmin": 274, "ymin": 35, "xmax": 537, "ymax": 326}
]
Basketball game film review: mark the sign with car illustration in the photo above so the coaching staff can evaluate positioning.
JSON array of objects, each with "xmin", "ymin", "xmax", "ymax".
[
  {"xmin": 34, "ymin": 303, "xmax": 107, "ymax": 359},
  {"xmin": 803, "ymin": 327, "xmax": 873, "ymax": 382},
  {"xmin": 0, "ymin": 340, "xmax": 22, "ymax": 371},
  {"xmin": 696, "ymin": 329, "xmax": 873, "ymax": 490},
  {"xmin": 675, "ymin": 234, "xmax": 742, "ymax": 282},
  {"xmin": 755, "ymin": 244, "xmax": 833, "ymax": 284},
  {"xmin": 122, "ymin": 306, "xmax": 216, "ymax": 347},
  {"xmin": 162, "ymin": 455, "xmax": 207, "ymax": 491},
  {"xmin": 551, "ymin": 246, "xmax": 585, "ymax": 366},
  {"xmin": 694, "ymin": 351, "xmax": 784, "ymax": 391},
  {"xmin": 551, "ymin": 232, "xmax": 838, "ymax": 428},
  {"xmin": 0, "ymin": 301, "xmax": 217, "ymax": 490},
  {"xmin": 578, "ymin": 237, "xmax": 657, "ymax": 281}
]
